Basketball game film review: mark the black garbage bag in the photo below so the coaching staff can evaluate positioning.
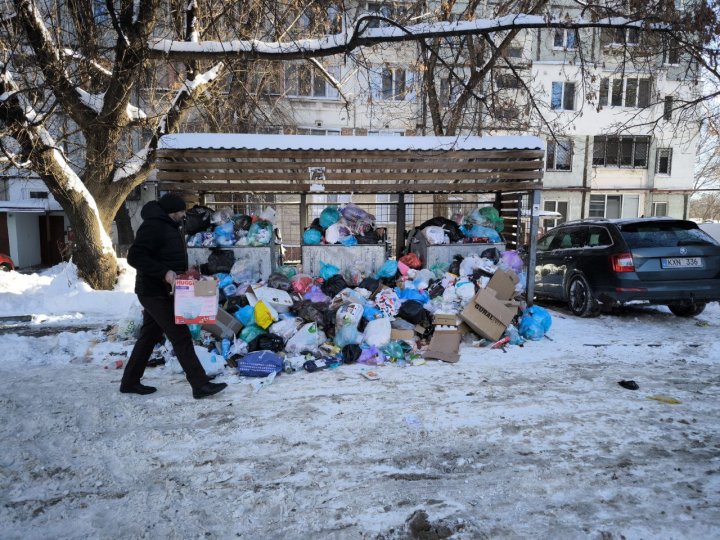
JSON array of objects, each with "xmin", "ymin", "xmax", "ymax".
[
  {"xmin": 268, "ymin": 272, "xmax": 292, "ymax": 292},
  {"xmin": 358, "ymin": 277, "xmax": 379, "ymax": 292},
  {"xmin": 480, "ymin": 247, "xmax": 501, "ymax": 263},
  {"xmin": 184, "ymin": 205, "xmax": 214, "ymax": 235},
  {"xmin": 248, "ymin": 333, "xmax": 285, "ymax": 353},
  {"xmin": 428, "ymin": 280, "xmax": 445, "ymax": 299},
  {"xmin": 341, "ymin": 344, "xmax": 361, "ymax": 364},
  {"xmin": 356, "ymin": 230, "xmax": 381, "ymax": 244},
  {"xmin": 309, "ymin": 217, "xmax": 325, "ymax": 233},
  {"xmin": 322, "ymin": 274, "xmax": 348, "ymax": 298},
  {"xmin": 398, "ymin": 300, "xmax": 427, "ymax": 325},
  {"xmin": 418, "ymin": 217, "xmax": 464, "ymax": 243},
  {"xmin": 201, "ymin": 249, "xmax": 235, "ymax": 274},
  {"xmin": 448, "ymin": 254, "xmax": 463, "ymax": 276},
  {"xmin": 293, "ymin": 300, "xmax": 331, "ymax": 328},
  {"xmin": 233, "ymin": 214, "xmax": 253, "ymax": 232}
]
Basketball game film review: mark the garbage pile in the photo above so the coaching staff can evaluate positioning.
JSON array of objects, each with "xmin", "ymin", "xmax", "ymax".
[
  {"xmin": 155, "ymin": 241, "xmax": 552, "ymax": 383},
  {"xmin": 414, "ymin": 206, "xmax": 505, "ymax": 245},
  {"xmin": 185, "ymin": 205, "xmax": 276, "ymax": 248},
  {"xmin": 303, "ymin": 204, "xmax": 382, "ymax": 246}
]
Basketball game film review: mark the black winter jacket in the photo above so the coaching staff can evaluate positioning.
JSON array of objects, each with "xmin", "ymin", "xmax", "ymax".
[{"xmin": 127, "ymin": 201, "xmax": 188, "ymax": 296}]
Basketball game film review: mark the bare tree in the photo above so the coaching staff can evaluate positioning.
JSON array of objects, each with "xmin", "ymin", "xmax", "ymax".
[{"xmin": 0, "ymin": 0, "xmax": 717, "ymax": 288}]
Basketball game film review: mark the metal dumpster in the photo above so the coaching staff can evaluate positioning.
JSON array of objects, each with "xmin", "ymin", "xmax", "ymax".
[
  {"xmin": 409, "ymin": 232, "xmax": 504, "ymax": 269},
  {"xmin": 187, "ymin": 245, "xmax": 277, "ymax": 280},
  {"xmin": 301, "ymin": 244, "xmax": 389, "ymax": 277}
]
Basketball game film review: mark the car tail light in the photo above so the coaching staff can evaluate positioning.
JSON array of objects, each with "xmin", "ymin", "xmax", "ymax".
[{"xmin": 610, "ymin": 252, "xmax": 635, "ymax": 272}]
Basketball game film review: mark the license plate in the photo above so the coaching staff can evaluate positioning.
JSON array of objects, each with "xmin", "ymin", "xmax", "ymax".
[{"xmin": 661, "ymin": 257, "xmax": 703, "ymax": 269}]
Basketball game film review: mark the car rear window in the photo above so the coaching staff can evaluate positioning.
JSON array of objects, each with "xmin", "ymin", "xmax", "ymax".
[{"xmin": 619, "ymin": 221, "xmax": 720, "ymax": 248}]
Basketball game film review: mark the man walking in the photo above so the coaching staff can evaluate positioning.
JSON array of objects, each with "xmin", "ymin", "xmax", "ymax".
[{"xmin": 121, "ymin": 193, "xmax": 227, "ymax": 399}]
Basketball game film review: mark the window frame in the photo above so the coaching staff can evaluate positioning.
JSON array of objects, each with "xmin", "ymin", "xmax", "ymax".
[
  {"xmin": 589, "ymin": 194, "xmax": 640, "ymax": 219},
  {"xmin": 551, "ymin": 81, "xmax": 576, "ymax": 111},
  {"xmin": 592, "ymin": 136, "xmax": 650, "ymax": 168},
  {"xmin": 375, "ymin": 193, "xmax": 414, "ymax": 224},
  {"xmin": 546, "ymin": 139, "xmax": 573, "ymax": 171},
  {"xmin": 652, "ymin": 201, "xmax": 669, "ymax": 217},
  {"xmin": 553, "ymin": 28, "xmax": 577, "ymax": 50},
  {"xmin": 656, "ymin": 148, "xmax": 673, "ymax": 175},
  {"xmin": 543, "ymin": 200, "xmax": 569, "ymax": 228},
  {"xmin": 285, "ymin": 63, "xmax": 341, "ymax": 99}
]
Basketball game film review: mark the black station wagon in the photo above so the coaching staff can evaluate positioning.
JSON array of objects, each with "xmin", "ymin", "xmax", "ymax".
[{"xmin": 534, "ymin": 218, "xmax": 720, "ymax": 317}]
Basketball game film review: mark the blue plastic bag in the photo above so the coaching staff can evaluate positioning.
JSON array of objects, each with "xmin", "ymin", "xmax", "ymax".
[
  {"xmin": 375, "ymin": 260, "xmax": 398, "ymax": 279},
  {"xmin": 340, "ymin": 235, "xmax": 358, "ymax": 246},
  {"xmin": 237, "ymin": 350, "xmax": 284, "ymax": 377},
  {"xmin": 319, "ymin": 206, "xmax": 341, "ymax": 229},
  {"xmin": 234, "ymin": 305, "xmax": 256, "ymax": 327},
  {"xmin": 519, "ymin": 314, "xmax": 544, "ymax": 341},
  {"xmin": 362, "ymin": 305, "xmax": 383, "ymax": 321},
  {"xmin": 524, "ymin": 305, "xmax": 552, "ymax": 332},
  {"xmin": 460, "ymin": 224, "xmax": 502, "ymax": 242},
  {"xmin": 395, "ymin": 287, "xmax": 429, "ymax": 304},
  {"xmin": 247, "ymin": 221, "xmax": 273, "ymax": 246},
  {"xmin": 303, "ymin": 228, "xmax": 322, "ymax": 245},
  {"xmin": 319, "ymin": 261, "xmax": 340, "ymax": 280}
]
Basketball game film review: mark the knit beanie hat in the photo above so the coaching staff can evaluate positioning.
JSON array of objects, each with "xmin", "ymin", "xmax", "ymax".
[{"xmin": 158, "ymin": 193, "xmax": 187, "ymax": 214}]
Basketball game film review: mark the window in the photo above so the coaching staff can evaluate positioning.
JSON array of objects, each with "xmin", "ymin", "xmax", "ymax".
[
  {"xmin": 372, "ymin": 68, "xmax": 414, "ymax": 101},
  {"xmin": 593, "ymin": 136, "xmax": 650, "ymax": 168},
  {"xmin": 506, "ymin": 46, "xmax": 523, "ymax": 58},
  {"xmin": 553, "ymin": 29, "xmax": 577, "ymax": 50},
  {"xmin": 663, "ymin": 39, "xmax": 680, "ymax": 65},
  {"xmin": 29, "ymin": 191, "xmax": 49, "ymax": 199},
  {"xmin": 496, "ymin": 73, "xmax": 521, "ymax": 89},
  {"xmin": 366, "ymin": 2, "xmax": 395, "ymax": 28},
  {"xmin": 537, "ymin": 232, "xmax": 558, "ymax": 252},
  {"xmin": 599, "ymin": 77, "xmax": 651, "ymax": 108},
  {"xmin": 656, "ymin": 148, "xmax": 672, "ymax": 175},
  {"xmin": 543, "ymin": 200, "xmax": 568, "ymax": 228},
  {"xmin": 546, "ymin": 139, "xmax": 572, "ymax": 171},
  {"xmin": 311, "ymin": 194, "xmax": 352, "ymax": 219},
  {"xmin": 652, "ymin": 202, "xmax": 668, "ymax": 216},
  {"xmin": 554, "ymin": 227, "xmax": 587, "ymax": 249},
  {"xmin": 664, "ymin": 96, "xmax": 674, "ymax": 121},
  {"xmin": 605, "ymin": 28, "xmax": 640, "ymax": 46},
  {"xmin": 375, "ymin": 194, "xmax": 413, "ymax": 224},
  {"xmin": 296, "ymin": 128, "xmax": 341, "ymax": 135},
  {"xmin": 588, "ymin": 226, "xmax": 612, "ymax": 247},
  {"xmin": 285, "ymin": 64, "xmax": 341, "ymax": 99},
  {"xmin": 589, "ymin": 194, "xmax": 639, "ymax": 218},
  {"xmin": 551, "ymin": 81, "xmax": 575, "ymax": 110}
]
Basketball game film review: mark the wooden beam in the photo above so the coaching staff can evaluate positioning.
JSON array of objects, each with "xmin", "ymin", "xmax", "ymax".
[
  {"xmin": 156, "ymin": 170, "xmax": 544, "ymax": 182},
  {"xmin": 157, "ymin": 180, "xmax": 542, "ymax": 194}
]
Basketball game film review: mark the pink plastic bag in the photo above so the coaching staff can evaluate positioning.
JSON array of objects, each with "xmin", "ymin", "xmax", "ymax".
[{"xmin": 291, "ymin": 274, "xmax": 314, "ymax": 295}]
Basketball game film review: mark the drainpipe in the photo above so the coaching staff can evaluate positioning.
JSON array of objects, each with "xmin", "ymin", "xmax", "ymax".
[{"xmin": 581, "ymin": 135, "xmax": 589, "ymax": 218}]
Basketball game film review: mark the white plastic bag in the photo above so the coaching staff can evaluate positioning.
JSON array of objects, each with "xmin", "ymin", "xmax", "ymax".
[
  {"xmin": 455, "ymin": 280, "xmax": 476, "ymax": 305},
  {"xmin": 285, "ymin": 323, "xmax": 326, "ymax": 355},
  {"xmin": 119, "ymin": 300, "xmax": 144, "ymax": 339},
  {"xmin": 363, "ymin": 317, "xmax": 392, "ymax": 348},
  {"xmin": 424, "ymin": 226, "xmax": 449, "ymax": 245},
  {"xmin": 269, "ymin": 317, "xmax": 303, "ymax": 341}
]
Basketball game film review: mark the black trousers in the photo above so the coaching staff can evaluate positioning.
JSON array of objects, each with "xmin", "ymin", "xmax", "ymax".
[{"xmin": 122, "ymin": 295, "xmax": 209, "ymax": 390}]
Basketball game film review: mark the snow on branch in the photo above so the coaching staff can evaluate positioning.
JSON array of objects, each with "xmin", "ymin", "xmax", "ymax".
[
  {"xmin": 75, "ymin": 88, "xmax": 147, "ymax": 120},
  {"xmin": 148, "ymin": 14, "xmax": 663, "ymax": 61},
  {"xmin": 62, "ymin": 49, "xmax": 113, "ymax": 77}
]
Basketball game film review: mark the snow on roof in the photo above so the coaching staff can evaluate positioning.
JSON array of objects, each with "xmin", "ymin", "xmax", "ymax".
[
  {"xmin": 0, "ymin": 199, "xmax": 63, "ymax": 213},
  {"xmin": 158, "ymin": 133, "xmax": 544, "ymax": 152}
]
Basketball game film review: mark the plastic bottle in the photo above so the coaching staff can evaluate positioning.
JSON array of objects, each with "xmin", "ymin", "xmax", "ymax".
[{"xmin": 221, "ymin": 338, "xmax": 231, "ymax": 359}]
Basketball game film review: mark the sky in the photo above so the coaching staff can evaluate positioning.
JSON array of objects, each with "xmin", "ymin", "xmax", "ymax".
[{"xmin": 0, "ymin": 262, "xmax": 718, "ymax": 539}]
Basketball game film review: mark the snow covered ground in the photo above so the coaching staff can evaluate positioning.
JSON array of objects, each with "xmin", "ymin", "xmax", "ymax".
[{"xmin": 1, "ymin": 263, "xmax": 718, "ymax": 539}]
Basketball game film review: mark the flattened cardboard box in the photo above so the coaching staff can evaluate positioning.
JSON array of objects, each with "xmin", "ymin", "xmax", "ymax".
[
  {"xmin": 487, "ymin": 268, "xmax": 520, "ymax": 301},
  {"xmin": 203, "ymin": 308, "xmax": 243, "ymax": 338},
  {"xmin": 391, "ymin": 328, "xmax": 415, "ymax": 341},
  {"xmin": 460, "ymin": 287, "xmax": 520, "ymax": 341},
  {"xmin": 434, "ymin": 313, "xmax": 461, "ymax": 326},
  {"xmin": 424, "ymin": 329, "xmax": 461, "ymax": 363},
  {"xmin": 174, "ymin": 279, "xmax": 219, "ymax": 324}
]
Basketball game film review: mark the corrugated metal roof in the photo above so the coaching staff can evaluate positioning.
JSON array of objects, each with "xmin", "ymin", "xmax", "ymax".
[{"xmin": 158, "ymin": 133, "xmax": 545, "ymax": 152}]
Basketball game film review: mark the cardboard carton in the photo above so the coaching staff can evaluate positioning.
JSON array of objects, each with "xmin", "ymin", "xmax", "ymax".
[
  {"xmin": 202, "ymin": 308, "xmax": 243, "ymax": 338},
  {"xmin": 487, "ymin": 268, "xmax": 520, "ymax": 301},
  {"xmin": 245, "ymin": 285, "xmax": 293, "ymax": 312},
  {"xmin": 391, "ymin": 328, "xmax": 415, "ymax": 341},
  {"xmin": 174, "ymin": 278, "xmax": 219, "ymax": 324},
  {"xmin": 433, "ymin": 313, "xmax": 461, "ymax": 326},
  {"xmin": 460, "ymin": 287, "xmax": 520, "ymax": 341},
  {"xmin": 423, "ymin": 329, "xmax": 462, "ymax": 363}
]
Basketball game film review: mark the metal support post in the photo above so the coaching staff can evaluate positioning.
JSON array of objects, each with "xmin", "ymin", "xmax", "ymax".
[
  {"xmin": 395, "ymin": 193, "xmax": 405, "ymax": 259},
  {"xmin": 525, "ymin": 189, "xmax": 542, "ymax": 307}
]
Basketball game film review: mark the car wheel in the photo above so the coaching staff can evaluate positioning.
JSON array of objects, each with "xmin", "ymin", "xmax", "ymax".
[
  {"xmin": 668, "ymin": 302, "xmax": 706, "ymax": 317},
  {"xmin": 567, "ymin": 275, "xmax": 599, "ymax": 317},
  {"xmin": 0, "ymin": 263, "xmax": 10, "ymax": 272}
]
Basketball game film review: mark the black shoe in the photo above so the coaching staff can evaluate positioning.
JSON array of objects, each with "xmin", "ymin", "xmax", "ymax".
[
  {"xmin": 193, "ymin": 382, "xmax": 227, "ymax": 399},
  {"xmin": 120, "ymin": 383, "xmax": 157, "ymax": 395}
]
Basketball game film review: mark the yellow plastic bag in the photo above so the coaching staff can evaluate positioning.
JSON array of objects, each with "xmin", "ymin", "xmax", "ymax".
[{"xmin": 254, "ymin": 301, "xmax": 274, "ymax": 330}]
